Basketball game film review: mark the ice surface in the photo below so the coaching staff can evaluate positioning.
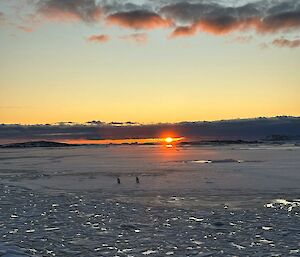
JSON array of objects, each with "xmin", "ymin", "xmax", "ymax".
[{"xmin": 0, "ymin": 144, "xmax": 299, "ymax": 256}]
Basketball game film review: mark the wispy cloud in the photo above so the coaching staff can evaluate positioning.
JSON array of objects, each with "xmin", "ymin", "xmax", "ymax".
[
  {"xmin": 17, "ymin": 25, "xmax": 34, "ymax": 32},
  {"xmin": 272, "ymin": 38, "xmax": 300, "ymax": 48},
  {"xmin": 87, "ymin": 34, "xmax": 110, "ymax": 43},
  {"xmin": 36, "ymin": 0, "xmax": 102, "ymax": 22},
  {"xmin": 0, "ymin": 11, "xmax": 5, "ymax": 24},
  {"xmin": 120, "ymin": 33, "xmax": 148, "ymax": 44},
  {"xmin": 233, "ymin": 35, "xmax": 253, "ymax": 44}
]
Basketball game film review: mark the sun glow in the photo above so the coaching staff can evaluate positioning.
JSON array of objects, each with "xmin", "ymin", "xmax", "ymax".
[{"xmin": 165, "ymin": 137, "xmax": 174, "ymax": 143}]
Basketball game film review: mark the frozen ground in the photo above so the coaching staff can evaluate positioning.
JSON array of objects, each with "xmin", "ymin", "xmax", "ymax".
[{"xmin": 0, "ymin": 144, "xmax": 299, "ymax": 256}]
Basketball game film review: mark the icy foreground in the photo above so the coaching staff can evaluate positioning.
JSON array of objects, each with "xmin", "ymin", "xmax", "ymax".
[
  {"xmin": 0, "ymin": 184, "xmax": 299, "ymax": 257},
  {"xmin": 0, "ymin": 145, "xmax": 299, "ymax": 256},
  {"xmin": 0, "ymin": 241, "xmax": 29, "ymax": 257}
]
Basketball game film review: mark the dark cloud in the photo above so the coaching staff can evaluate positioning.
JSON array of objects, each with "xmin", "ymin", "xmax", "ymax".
[
  {"xmin": 86, "ymin": 120, "xmax": 105, "ymax": 125},
  {"xmin": 37, "ymin": 0, "xmax": 102, "ymax": 22},
  {"xmin": 9, "ymin": 0, "xmax": 300, "ymax": 45},
  {"xmin": 1, "ymin": 117, "xmax": 300, "ymax": 144},
  {"xmin": 106, "ymin": 10, "xmax": 171, "ymax": 29},
  {"xmin": 160, "ymin": 0, "xmax": 300, "ymax": 37},
  {"xmin": 102, "ymin": 2, "xmax": 149, "ymax": 15},
  {"xmin": 272, "ymin": 38, "xmax": 300, "ymax": 48},
  {"xmin": 261, "ymin": 9, "xmax": 300, "ymax": 33},
  {"xmin": 160, "ymin": 2, "xmax": 223, "ymax": 24}
]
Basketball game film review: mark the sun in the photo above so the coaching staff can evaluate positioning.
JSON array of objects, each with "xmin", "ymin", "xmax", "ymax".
[{"xmin": 165, "ymin": 137, "xmax": 173, "ymax": 143}]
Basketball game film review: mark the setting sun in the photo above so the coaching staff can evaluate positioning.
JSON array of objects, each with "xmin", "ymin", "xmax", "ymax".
[{"xmin": 165, "ymin": 137, "xmax": 173, "ymax": 143}]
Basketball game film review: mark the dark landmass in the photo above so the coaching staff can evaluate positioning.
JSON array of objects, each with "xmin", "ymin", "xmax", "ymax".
[
  {"xmin": 179, "ymin": 140, "xmax": 261, "ymax": 146},
  {"xmin": 0, "ymin": 139, "xmax": 267, "ymax": 148},
  {"xmin": 0, "ymin": 141, "xmax": 77, "ymax": 148},
  {"xmin": 1, "ymin": 137, "xmax": 300, "ymax": 148},
  {"xmin": 1, "ymin": 140, "xmax": 255, "ymax": 148}
]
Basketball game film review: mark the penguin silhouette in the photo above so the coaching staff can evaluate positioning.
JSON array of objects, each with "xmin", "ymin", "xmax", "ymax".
[
  {"xmin": 117, "ymin": 177, "xmax": 121, "ymax": 184},
  {"xmin": 135, "ymin": 176, "xmax": 140, "ymax": 184}
]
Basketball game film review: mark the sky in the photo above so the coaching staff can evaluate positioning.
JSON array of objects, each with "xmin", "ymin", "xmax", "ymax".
[{"xmin": 0, "ymin": 0, "xmax": 300, "ymax": 127}]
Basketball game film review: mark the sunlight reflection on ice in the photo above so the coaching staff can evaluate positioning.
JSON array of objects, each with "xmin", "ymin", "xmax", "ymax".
[
  {"xmin": 265, "ymin": 198, "xmax": 300, "ymax": 211},
  {"xmin": 189, "ymin": 159, "xmax": 244, "ymax": 164}
]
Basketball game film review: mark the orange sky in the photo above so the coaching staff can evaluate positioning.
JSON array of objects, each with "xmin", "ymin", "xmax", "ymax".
[
  {"xmin": 0, "ymin": 0, "xmax": 299, "ymax": 125},
  {"xmin": 63, "ymin": 137, "xmax": 184, "ymax": 145}
]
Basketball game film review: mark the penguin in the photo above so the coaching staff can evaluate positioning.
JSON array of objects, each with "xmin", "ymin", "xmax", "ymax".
[
  {"xmin": 117, "ymin": 177, "xmax": 121, "ymax": 184},
  {"xmin": 135, "ymin": 176, "xmax": 140, "ymax": 184}
]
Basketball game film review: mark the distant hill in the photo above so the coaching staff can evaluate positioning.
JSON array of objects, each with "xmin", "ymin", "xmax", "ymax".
[{"xmin": 0, "ymin": 141, "xmax": 77, "ymax": 148}]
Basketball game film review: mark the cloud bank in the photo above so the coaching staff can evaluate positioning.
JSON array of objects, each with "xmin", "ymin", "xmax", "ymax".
[{"xmin": 1, "ymin": 117, "xmax": 300, "ymax": 144}]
